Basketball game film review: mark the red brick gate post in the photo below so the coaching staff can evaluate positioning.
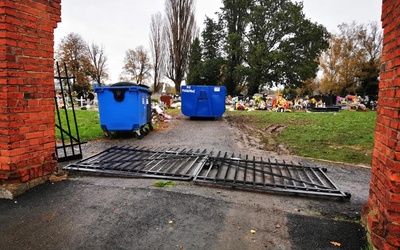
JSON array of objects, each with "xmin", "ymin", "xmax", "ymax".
[
  {"xmin": 364, "ymin": 0, "xmax": 400, "ymax": 249},
  {"xmin": 0, "ymin": 1, "xmax": 61, "ymax": 199}
]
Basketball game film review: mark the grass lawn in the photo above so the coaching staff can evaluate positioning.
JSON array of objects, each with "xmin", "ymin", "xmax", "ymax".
[
  {"xmin": 55, "ymin": 109, "xmax": 103, "ymax": 142},
  {"xmin": 55, "ymin": 108, "xmax": 176, "ymax": 141},
  {"xmin": 56, "ymin": 108, "xmax": 377, "ymax": 165},
  {"xmin": 226, "ymin": 110, "xmax": 377, "ymax": 165}
]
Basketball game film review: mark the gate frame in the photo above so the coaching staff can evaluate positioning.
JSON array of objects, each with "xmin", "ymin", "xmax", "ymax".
[{"xmin": 54, "ymin": 62, "xmax": 83, "ymax": 162}]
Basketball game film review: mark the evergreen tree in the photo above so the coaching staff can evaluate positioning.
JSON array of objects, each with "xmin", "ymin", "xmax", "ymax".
[
  {"xmin": 186, "ymin": 38, "xmax": 203, "ymax": 85},
  {"xmin": 202, "ymin": 17, "xmax": 223, "ymax": 60},
  {"xmin": 220, "ymin": 0, "xmax": 252, "ymax": 95},
  {"xmin": 201, "ymin": 17, "xmax": 225, "ymax": 85}
]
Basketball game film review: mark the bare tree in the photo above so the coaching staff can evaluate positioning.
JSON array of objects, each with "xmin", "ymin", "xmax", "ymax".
[
  {"xmin": 86, "ymin": 42, "xmax": 109, "ymax": 85},
  {"xmin": 55, "ymin": 32, "xmax": 91, "ymax": 89},
  {"xmin": 121, "ymin": 46, "xmax": 152, "ymax": 84},
  {"xmin": 359, "ymin": 22, "xmax": 382, "ymax": 62},
  {"xmin": 357, "ymin": 22, "xmax": 382, "ymax": 96},
  {"xmin": 164, "ymin": 0, "xmax": 197, "ymax": 93},
  {"xmin": 150, "ymin": 12, "xmax": 166, "ymax": 93}
]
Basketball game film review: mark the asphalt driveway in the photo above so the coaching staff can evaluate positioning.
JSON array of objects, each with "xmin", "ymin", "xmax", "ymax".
[{"xmin": 0, "ymin": 113, "xmax": 371, "ymax": 249}]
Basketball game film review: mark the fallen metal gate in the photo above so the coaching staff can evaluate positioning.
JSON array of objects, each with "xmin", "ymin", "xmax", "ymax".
[
  {"xmin": 194, "ymin": 152, "xmax": 350, "ymax": 199},
  {"xmin": 64, "ymin": 146, "xmax": 350, "ymax": 199},
  {"xmin": 64, "ymin": 146, "xmax": 208, "ymax": 180}
]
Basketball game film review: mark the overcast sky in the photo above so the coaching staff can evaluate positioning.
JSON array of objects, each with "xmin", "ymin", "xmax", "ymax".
[{"xmin": 54, "ymin": 0, "xmax": 382, "ymax": 84}]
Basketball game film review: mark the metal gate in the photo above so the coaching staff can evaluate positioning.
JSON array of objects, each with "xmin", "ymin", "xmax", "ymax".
[
  {"xmin": 65, "ymin": 146, "xmax": 208, "ymax": 180},
  {"xmin": 64, "ymin": 146, "xmax": 350, "ymax": 199},
  {"xmin": 54, "ymin": 62, "xmax": 83, "ymax": 162},
  {"xmin": 194, "ymin": 152, "xmax": 350, "ymax": 199}
]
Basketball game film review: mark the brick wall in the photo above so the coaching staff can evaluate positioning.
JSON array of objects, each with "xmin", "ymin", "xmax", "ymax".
[
  {"xmin": 364, "ymin": 0, "xmax": 400, "ymax": 249},
  {"xmin": 0, "ymin": 0, "xmax": 61, "ymax": 198}
]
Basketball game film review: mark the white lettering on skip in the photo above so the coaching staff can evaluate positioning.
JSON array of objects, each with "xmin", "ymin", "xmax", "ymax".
[{"xmin": 182, "ymin": 89, "xmax": 195, "ymax": 93}]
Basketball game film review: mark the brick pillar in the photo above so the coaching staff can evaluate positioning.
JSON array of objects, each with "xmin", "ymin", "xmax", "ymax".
[
  {"xmin": 0, "ymin": 1, "xmax": 61, "ymax": 199},
  {"xmin": 363, "ymin": 0, "xmax": 400, "ymax": 249}
]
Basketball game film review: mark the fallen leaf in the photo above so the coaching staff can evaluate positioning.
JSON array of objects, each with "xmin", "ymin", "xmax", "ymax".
[
  {"xmin": 49, "ymin": 171, "xmax": 68, "ymax": 182},
  {"xmin": 330, "ymin": 241, "xmax": 341, "ymax": 247}
]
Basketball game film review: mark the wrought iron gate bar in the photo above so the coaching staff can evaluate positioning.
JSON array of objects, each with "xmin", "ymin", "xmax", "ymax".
[{"xmin": 63, "ymin": 146, "xmax": 350, "ymax": 199}]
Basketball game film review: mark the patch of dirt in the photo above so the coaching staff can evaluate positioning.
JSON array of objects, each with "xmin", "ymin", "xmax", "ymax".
[
  {"xmin": 264, "ymin": 124, "xmax": 286, "ymax": 135},
  {"xmin": 224, "ymin": 115, "xmax": 290, "ymax": 155},
  {"xmin": 330, "ymin": 145, "xmax": 364, "ymax": 151}
]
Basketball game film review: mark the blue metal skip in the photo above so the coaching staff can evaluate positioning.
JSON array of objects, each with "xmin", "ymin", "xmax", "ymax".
[{"xmin": 181, "ymin": 85, "xmax": 226, "ymax": 118}]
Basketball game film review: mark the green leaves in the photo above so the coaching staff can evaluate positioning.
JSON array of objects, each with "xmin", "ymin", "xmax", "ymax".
[
  {"xmin": 187, "ymin": 38, "xmax": 203, "ymax": 85},
  {"xmin": 187, "ymin": 0, "xmax": 329, "ymax": 95},
  {"xmin": 245, "ymin": 0, "xmax": 329, "ymax": 94}
]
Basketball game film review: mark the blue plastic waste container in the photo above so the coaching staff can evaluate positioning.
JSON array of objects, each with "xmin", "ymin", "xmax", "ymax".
[
  {"xmin": 94, "ymin": 82, "xmax": 151, "ymax": 138},
  {"xmin": 181, "ymin": 85, "xmax": 226, "ymax": 118}
]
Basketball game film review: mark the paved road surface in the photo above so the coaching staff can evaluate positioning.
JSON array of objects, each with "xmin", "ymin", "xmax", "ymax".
[{"xmin": 0, "ymin": 113, "xmax": 371, "ymax": 249}]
